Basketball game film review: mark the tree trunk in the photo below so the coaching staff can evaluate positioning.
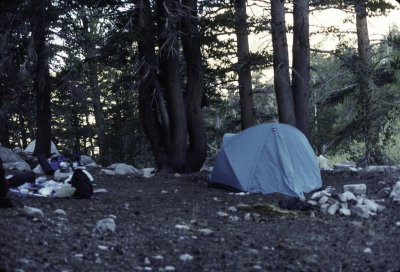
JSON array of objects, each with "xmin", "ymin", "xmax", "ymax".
[
  {"xmin": 234, "ymin": 0, "xmax": 255, "ymax": 130},
  {"xmin": 136, "ymin": 0, "xmax": 170, "ymax": 172},
  {"xmin": 270, "ymin": 0, "xmax": 296, "ymax": 126},
  {"xmin": 0, "ymin": 111, "xmax": 10, "ymax": 147},
  {"xmin": 82, "ymin": 16, "xmax": 105, "ymax": 164},
  {"xmin": 181, "ymin": 0, "xmax": 208, "ymax": 172},
  {"xmin": 32, "ymin": 0, "xmax": 52, "ymax": 157},
  {"xmin": 355, "ymin": 2, "xmax": 382, "ymax": 165},
  {"xmin": 157, "ymin": 0, "xmax": 188, "ymax": 172},
  {"xmin": 292, "ymin": 0, "xmax": 310, "ymax": 139}
]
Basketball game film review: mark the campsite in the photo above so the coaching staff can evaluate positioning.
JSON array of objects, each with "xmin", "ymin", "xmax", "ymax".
[{"xmin": 1, "ymin": 141, "xmax": 400, "ymax": 271}]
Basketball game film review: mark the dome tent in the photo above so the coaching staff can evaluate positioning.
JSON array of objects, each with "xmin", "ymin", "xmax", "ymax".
[{"xmin": 210, "ymin": 123, "xmax": 322, "ymax": 197}]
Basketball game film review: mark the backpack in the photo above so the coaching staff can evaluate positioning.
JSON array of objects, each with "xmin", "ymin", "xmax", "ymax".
[{"xmin": 69, "ymin": 169, "xmax": 93, "ymax": 199}]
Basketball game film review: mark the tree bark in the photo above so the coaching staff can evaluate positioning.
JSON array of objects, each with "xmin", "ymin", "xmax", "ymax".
[
  {"xmin": 355, "ymin": 2, "xmax": 382, "ymax": 165},
  {"xmin": 135, "ymin": 0, "xmax": 170, "ymax": 172},
  {"xmin": 234, "ymin": 0, "xmax": 255, "ymax": 130},
  {"xmin": 270, "ymin": 0, "xmax": 296, "ymax": 126},
  {"xmin": 157, "ymin": 0, "xmax": 188, "ymax": 172},
  {"xmin": 292, "ymin": 0, "xmax": 310, "ymax": 139},
  {"xmin": 32, "ymin": 0, "xmax": 52, "ymax": 157},
  {"xmin": 181, "ymin": 0, "xmax": 208, "ymax": 172}
]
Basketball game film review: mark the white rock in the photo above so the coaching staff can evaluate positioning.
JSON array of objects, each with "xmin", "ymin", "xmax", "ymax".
[
  {"xmin": 339, "ymin": 208, "xmax": 351, "ymax": 216},
  {"xmin": 96, "ymin": 218, "xmax": 116, "ymax": 233},
  {"xmin": 54, "ymin": 184, "xmax": 76, "ymax": 198},
  {"xmin": 80, "ymin": 155, "xmax": 96, "ymax": 165},
  {"xmin": 165, "ymin": 266, "xmax": 176, "ymax": 271},
  {"xmin": 153, "ymin": 255, "xmax": 164, "ymax": 260},
  {"xmin": 327, "ymin": 202, "xmax": 340, "ymax": 215},
  {"xmin": 395, "ymin": 222, "xmax": 400, "ymax": 227},
  {"xmin": 307, "ymin": 200, "xmax": 318, "ymax": 206},
  {"xmin": 175, "ymin": 224, "xmax": 191, "ymax": 231},
  {"xmin": 390, "ymin": 181, "xmax": 400, "ymax": 203},
  {"xmin": 179, "ymin": 254, "xmax": 193, "ymax": 262},
  {"xmin": 320, "ymin": 203, "xmax": 329, "ymax": 213},
  {"xmin": 53, "ymin": 209, "xmax": 67, "ymax": 216},
  {"xmin": 174, "ymin": 173, "xmax": 181, "ymax": 177},
  {"xmin": 244, "ymin": 213, "xmax": 251, "ymax": 221},
  {"xmin": 228, "ymin": 206, "xmax": 238, "ymax": 212},
  {"xmin": 98, "ymin": 245, "xmax": 109, "ymax": 250},
  {"xmin": 362, "ymin": 198, "xmax": 385, "ymax": 213},
  {"xmin": 343, "ymin": 184, "xmax": 367, "ymax": 195},
  {"xmin": 217, "ymin": 211, "xmax": 229, "ymax": 217},
  {"xmin": 144, "ymin": 257, "xmax": 151, "ymax": 265},
  {"xmin": 229, "ymin": 216, "xmax": 239, "ymax": 221},
  {"xmin": 93, "ymin": 189, "xmax": 108, "ymax": 194},
  {"xmin": 339, "ymin": 191, "xmax": 357, "ymax": 202},
  {"xmin": 100, "ymin": 169, "xmax": 115, "ymax": 176},
  {"xmin": 109, "ymin": 163, "xmax": 139, "ymax": 175},
  {"xmin": 143, "ymin": 168, "xmax": 155, "ymax": 178},
  {"xmin": 351, "ymin": 205, "xmax": 371, "ymax": 218},
  {"xmin": 363, "ymin": 247, "xmax": 372, "ymax": 254},
  {"xmin": 311, "ymin": 190, "xmax": 331, "ymax": 200},
  {"xmin": 161, "ymin": 190, "xmax": 168, "ymax": 194},
  {"xmin": 318, "ymin": 195, "xmax": 329, "ymax": 204},
  {"xmin": 24, "ymin": 206, "xmax": 44, "ymax": 217},
  {"xmin": 198, "ymin": 228, "xmax": 214, "ymax": 236}
]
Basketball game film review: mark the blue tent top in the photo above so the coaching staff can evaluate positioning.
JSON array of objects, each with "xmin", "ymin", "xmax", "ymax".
[{"xmin": 210, "ymin": 123, "xmax": 322, "ymax": 197}]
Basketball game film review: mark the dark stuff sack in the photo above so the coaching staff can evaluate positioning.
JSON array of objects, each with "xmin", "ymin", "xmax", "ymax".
[{"xmin": 69, "ymin": 169, "xmax": 93, "ymax": 199}]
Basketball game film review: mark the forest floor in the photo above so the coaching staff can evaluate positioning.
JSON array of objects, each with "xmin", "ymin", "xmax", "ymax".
[{"xmin": 1, "ymin": 167, "xmax": 400, "ymax": 272}]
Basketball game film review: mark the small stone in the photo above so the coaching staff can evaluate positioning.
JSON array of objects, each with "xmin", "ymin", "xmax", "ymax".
[
  {"xmin": 144, "ymin": 257, "xmax": 151, "ymax": 265},
  {"xmin": 307, "ymin": 200, "xmax": 318, "ymax": 206},
  {"xmin": 362, "ymin": 198, "xmax": 385, "ymax": 213},
  {"xmin": 24, "ymin": 206, "xmax": 44, "ymax": 217},
  {"xmin": 339, "ymin": 191, "xmax": 357, "ymax": 202},
  {"xmin": 175, "ymin": 224, "xmax": 190, "ymax": 231},
  {"xmin": 351, "ymin": 205, "xmax": 370, "ymax": 219},
  {"xmin": 390, "ymin": 181, "xmax": 400, "ymax": 203},
  {"xmin": 153, "ymin": 255, "xmax": 164, "ymax": 261},
  {"xmin": 363, "ymin": 247, "xmax": 372, "ymax": 254},
  {"xmin": 395, "ymin": 222, "xmax": 400, "ymax": 227},
  {"xmin": 161, "ymin": 190, "xmax": 168, "ymax": 194},
  {"xmin": 339, "ymin": 208, "xmax": 351, "ymax": 216},
  {"xmin": 311, "ymin": 190, "xmax": 331, "ymax": 200},
  {"xmin": 229, "ymin": 216, "xmax": 239, "ymax": 221},
  {"xmin": 327, "ymin": 202, "xmax": 339, "ymax": 215},
  {"xmin": 98, "ymin": 245, "xmax": 109, "ymax": 250},
  {"xmin": 96, "ymin": 218, "xmax": 116, "ymax": 233},
  {"xmin": 228, "ymin": 206, "xmax": 238, "ymax": 212},
  {"xmin": 93, "ymin": 189, "xmax": 108, "ymax": 194},
  {"xmin": 343, "ymin": 184, "xmax": 367, "ymax": 195},
  {"xmin": 198, "ymin": 228, "xmax": 214, "ymax": 236},
  {"xmin": 217, "ymin": 211, "xmax": 229, "ymax": 217},
  {"xmin": 244, "ymin": 213, "xmax": 251, "ymax": 221},
  {"xmin": 320, "ymin": 203, "xmax": 329, "ymax": 213},
  {"xmin": 53, "ymin": 209, "xmax": 66, "ymax": 216},
  {"xmin": 179, "ymin": 254, "xmax": 193, "ymax": 262},
  {"xmin": 318, "ymin": 195, "xmax": 329, "ymax": 204},
  {"xmin": 174, "ymin": 173, "xmax": 181, "ymax": 177},
  {"xmin": 165, "ymin": 266, "xmax": 176, "ymax": 271}
]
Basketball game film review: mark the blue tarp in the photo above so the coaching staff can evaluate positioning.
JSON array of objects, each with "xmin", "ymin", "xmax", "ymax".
[{"xmin": 210, "ymin": 123, "xmax": 322, "ymax": 197}]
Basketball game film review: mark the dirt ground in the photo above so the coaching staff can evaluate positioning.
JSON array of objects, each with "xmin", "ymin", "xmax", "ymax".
[{"xmin": 1, "ymin": 167, "xmax": 400, "ymax": 272}]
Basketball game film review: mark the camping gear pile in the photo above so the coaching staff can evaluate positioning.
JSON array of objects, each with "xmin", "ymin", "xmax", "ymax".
[{"xmin": 210, "ymin": 123, "xmax": 322, "ymax": 197}]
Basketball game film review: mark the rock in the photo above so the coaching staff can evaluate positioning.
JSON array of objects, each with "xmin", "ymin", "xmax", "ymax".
[
  {"xmin": 362, "ymin": 198, "xmax": 385, "ymax": 213},
  {"xmin": 339, "ymin": 208, "xmax": 351, "ymax": 216},
  {"xmin": 93, "ymin": 189, "xmax": 108, "ymax": 194},
  {"xmin": 244, "ymin": 213, "xmax": 251, "ymax": 221},
  {"xmin": 96, "ymin": 218, "xmax": 116, "ymax": 233},
  {"xmin": 390, "ymin": 181, "xmax": 400, "ymax": 203},
  {"xmin": 229, "ymin": 216, "xmax": 239, "ymax": 221},
  {"xmin": 320, "ymin": 203, "xmax": 329, "ymax": 213},
  {"xmin": 311, "ymin": 190, "xmax": 331, "ymax": 200},
  {"xmin": 24, "ymin": 206, "xmax": 44, "ymax": 217},
  {"xmin": 351, "ymin": 205, "xmax": 370, "ymax": 218},
  {"xmin": 0, "ymin": 146, "xmax": 31, "ymax": 172},
  {"xmin": 179, "ymin": 254, "xmax": 193, "ymax": 262},
  {"xmin": 108, "ymin": 163, "xmax": 139, "ymax": 175},
  {"xmin": 317, "ymin": 155, "xmax": 329, "ymax": 168},
  {"xmin": 327, "ymin": 202, "xmax": 340, "ymax": 215},
  {"xmin": 54, "ymin": 184, "xmax": 76, "ymax": 198},
  {"xmin": 54, "ymin": 169, "xmax": 73, "ymax": 182},
  {"xmin": 165, "ymin": 266, "xmax": 176, "ymax": 271},
  {"xmin": 307, "ymin": 200, "xmax": 318, "ymax": 206},
  {"xmin": 343, "ymin": 184, "xmax": 367, "ymax": 195},
  {"xmin": 228, "ymin": 206, "xmax": 238, "ymax": 212},
  {"xmin": 174, "ymin": 173, "xmax": 181, "ymax": 177},
  {"xmin": 198, "ymin": 228, "xmax": 214, "ymax": 236},
  {"xmin": 318, "ymin": 195, "xmax": 329, "ymax": 204},
  {"xmin": 217, "ymin": 211, "xmax": 229, "ymax": 217},
  {"xmin": 143, "ymin": 168, "xmax": 155, "ymax": 178},
  {"xmin": 100, "ymin": 169, "xmax": 115, "ymax": 176},
  {"xmin": 80, "ymin": 155, "xmax": 96, "ymax": 166},
  {"xmin": 363, "ymin": 247, "xmax": 372, "ymax": 254},
  {"xmin": 175, "ymin": 224, "xmax": 191, "ymax": 231},
  {"xmin": 339, "ymin": 191, "xmax": 357, "ymax": 202},
  {"xmin": 53, "ymin": 209, "xmax": 67, "ymax": 216}
]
